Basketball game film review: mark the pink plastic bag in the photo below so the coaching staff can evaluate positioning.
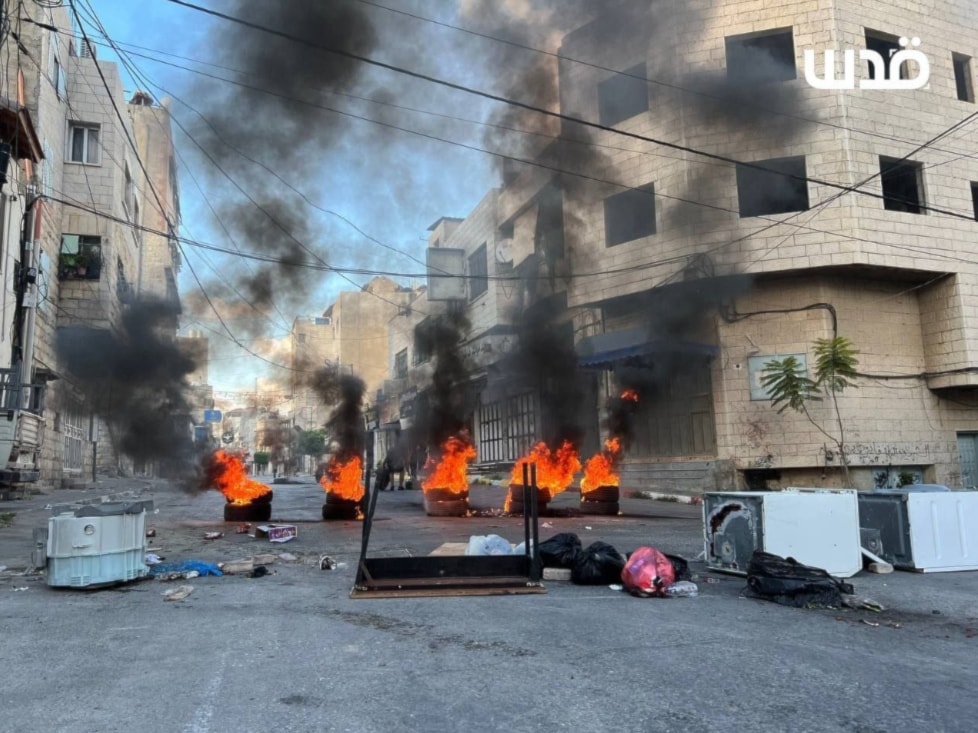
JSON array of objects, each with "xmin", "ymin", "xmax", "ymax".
[{"xmin": 621, "ymin": 547, "xmax": 676, "ymax": 597}]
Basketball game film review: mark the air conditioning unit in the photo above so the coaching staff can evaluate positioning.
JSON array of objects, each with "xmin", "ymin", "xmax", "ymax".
[
  {"xmin": 857, "ymin": 487, "xmax": 978, "ymax": 572},
  {"xmin": 704, "ymin": 489, "xmax": 862, "ymax": 578}
]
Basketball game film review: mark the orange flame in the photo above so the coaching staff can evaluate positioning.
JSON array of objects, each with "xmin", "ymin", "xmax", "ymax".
[
  {"xmin": 422, "ymin": 436, "xmax": 476, "ymax": 495},
  {"xmin": 207, "ymin": 449, "xmax": 271, "ymax": 505},
  {"xmin": 621, "ymin": 389, "xmax": 639, "ymax": 402},
  {"xmin": 581, "ymin": 437, "xmax": 624, "ymax": 494},
  {"xmin": 509, "ymin": 441, "xmax": 580, "ymax": 497},
  {"xmin": 319, "ymin": 455, "xmax": 365, "ymax": 501}
]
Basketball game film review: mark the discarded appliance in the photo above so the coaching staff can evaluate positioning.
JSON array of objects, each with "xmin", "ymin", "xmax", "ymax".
[
  {"xmin": 352, "ymin": 463, "xmax": 545, "ymax": 598},
  {"xmin": 857, "ymin": 487, "xmax": 978, "ymax": 572},
  {"xmin": 39, "ymin": 499, "xmax": 154, "ymax": 588},
  {"xmin": 704, "ymin": 489, "xmax": 862, "ymax": 578}
]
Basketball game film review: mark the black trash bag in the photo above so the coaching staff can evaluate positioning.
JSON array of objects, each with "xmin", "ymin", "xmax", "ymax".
[
  {"xmin": 538, "ymin": 533, "xmax": 582, "ymax": 568},
  {"xmin": 665, "ymin": 553, "xmax": 692, "ymax": 582},
  {"xmin": 571, "ymin": 541, "xmax": 627, "ymax": 585},
  {"xmin": 746, "ymin": 551, "xmax": 854, "ymax": 609}
]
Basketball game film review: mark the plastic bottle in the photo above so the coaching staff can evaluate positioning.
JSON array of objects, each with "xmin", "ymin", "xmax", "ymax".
[{"xmin": 665, "ymin": 580, "xmax": 699, "ymax": 598}]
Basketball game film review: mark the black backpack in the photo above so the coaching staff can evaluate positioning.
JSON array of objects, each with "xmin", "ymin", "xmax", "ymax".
[{"xmin": 746, "ymin": 551, "xmax": 854, "ymax": 608}]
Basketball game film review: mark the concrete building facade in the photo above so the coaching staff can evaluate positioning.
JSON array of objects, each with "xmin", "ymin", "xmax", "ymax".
[
  {"xmin": 546, "ymin": 0, "xmax": 978, "ymax": 490},
  {"xmin": 379, "ymin": 0, "xmax": 978, "ymax": 493}
]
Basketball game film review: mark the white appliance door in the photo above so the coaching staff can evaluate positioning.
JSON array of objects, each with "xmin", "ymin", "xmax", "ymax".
[
  {"xmin": 762, "ymin": 491, "xmax": 862, "ymax": 577},
  {"xmin": 907, "ymin": 492, "xmax": 978, "ymax": 571}
]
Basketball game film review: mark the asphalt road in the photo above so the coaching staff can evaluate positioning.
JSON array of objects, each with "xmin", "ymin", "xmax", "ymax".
[{"xmin": 1, "ymin": 477, "xmax": 976, "ymax": 732}]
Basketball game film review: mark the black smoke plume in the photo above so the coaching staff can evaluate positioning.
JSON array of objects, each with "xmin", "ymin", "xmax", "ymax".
[
  {"xmin": 307, "ymin": 366, "xmax": 366, "ymax": 461},
  {"xmin": 56, "ymin": 298, "xmax": 197, "ymax": 477},
  {"xmin": 412, "ymin": 309, "xmax": 470, "ymax": 447}
]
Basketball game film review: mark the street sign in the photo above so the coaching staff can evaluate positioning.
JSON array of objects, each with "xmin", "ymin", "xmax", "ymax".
[{"xmin": 204, "ymin": 409, "xmax": 222, "ymax": 423}]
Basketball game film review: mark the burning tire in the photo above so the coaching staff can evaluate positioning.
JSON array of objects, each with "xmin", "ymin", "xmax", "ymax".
[
  {"xmin": 579, "ymin": 499, "xmax": 620, "ymax": 516},
  {"xmin": 506, "ymin": 485, "xmax": 551, "ymax": 516},
  {"xmin": 581, "ymin": 486, "xmax": 620, "ymax": 515},
  {"xmin": 322, "ymin": 495, "xmax": 364, "ymax": 521},
  {"xmin": 423, "ymin": 488, "xmax": 469, "ymax": 503},
  {"xmin": 581, "ymin": 485, "xmax": 619, "ymax": 503},
  {"xmin": 423, "ymin": 488, "xmax": 469, "ymax": 516},
  {"xmin": 423, "ymin": 497, "xmax": 469, "ymax": 517},
  {"xmin": 224, "ymin": 500, "xmax": 272, "ymax": 523}
]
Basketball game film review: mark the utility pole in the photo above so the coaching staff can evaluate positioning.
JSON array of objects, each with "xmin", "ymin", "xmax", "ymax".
[{"xmin": 18, "ymin": 186, "xmax": 40, "ymax": 399}]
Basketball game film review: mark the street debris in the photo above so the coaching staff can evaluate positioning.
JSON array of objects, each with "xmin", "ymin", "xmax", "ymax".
[
  {"xmin": 320, "ymin": 555, "xmax": 338, "ymax": 570},
  {"xmin": 252, "ymin": 554, "xmax": 278, "ymax": 565},
  {"xmin": 11, "ymin": 586, "xmax": 28, "ymax": 592},
  {"xmin": 861, "ymin": 620, "xmax": 880, "ymax": 627},
  {"xmin": 150, "ymin": 560, "xmax": 222, "ymax": 579},
  {"xmin": 219, "ymin": 559, "xmax": 254, "ymax": 575},
  {"xmin": 861, "ymin": 547, "xmax": 894, "ymax": 574},
  {"xmin": 466, "ymin": 535, "xmax": 515, "ymax": 556},
  {"xmin": 248, "ymin": 566, "xmax": 269, "ymax": 578},
  {"xmin": 841, "ymin": 595, "xmax": 885, "ymax": 613},
  {"xmin": 665, "ymin": 581, "xmax": 699, "ymax": 598},
  {"xmin": 608, "ymin": 583, "xmax": 623, "ymax": 591},
  {"xmin": 621, "ymin": 546, "xmax": 676, "ymax": 597},
  {"xmin": 203, "ymin": 532, "xmax": 223, "ymax": 540},
  {"xmin": 163, "ymin": 585, "xmax": 194, "ymax": 602},
  {"xmin": 746, "ymin": 551, "xmax": 855, "ymax": 609},
  {"xmin": 278, "ymin": 553, "xmax": 299, "ymax": 563},
  {"xmin": 144, "ymin": 553, "xmax": 163, "ymax": 565},
  {"xmin": 541, "ymin": 521, "xmax": 554, "ymax": 528},
  {"xmin": 539, "ymin": 533, "xmax": 582, "ymax": 569},
  {"xmin": 572, "ymin": 541, "xmax": 626, "ymax": 585},
  {"xmin": 253, "ymin": 524, "xmax": 297, "ymax": 543},
  {"xmin": 145, "ymin": 528, "xmax": 156, "ymax": 538},
  {"xmin": 543, "ymin": 567, "xmax": 571, "ymax": 581},
  {"xmin": 235, "ymin": 523, "xmax": 251, "ymax": 534}
]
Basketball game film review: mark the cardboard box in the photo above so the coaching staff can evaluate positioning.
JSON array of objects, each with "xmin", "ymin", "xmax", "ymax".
[{"xmin": 253, "ymin": 524, "xmax": 297, "ymax": 543}]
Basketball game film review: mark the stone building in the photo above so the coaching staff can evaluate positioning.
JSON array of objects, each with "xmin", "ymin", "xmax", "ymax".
[
  {"xmin": 550, "ymin": 0, "xmax": 978, "ymax": 490},
  {"xmin": 4, "ymin": 5, "xmax": 186, "ymax": 483},
  {"xmin": 390, "ymin": 0, "xmax": 978, "ymax": 491}
]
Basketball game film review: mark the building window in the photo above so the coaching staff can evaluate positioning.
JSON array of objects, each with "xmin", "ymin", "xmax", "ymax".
[
  {"xmin": 597, "ymin": 63, "xmax": 648, "ymax": 126},
  {"xmin": 953, "ymin": 54, "xmax": 975, "ymax": 102},
  {"xmin": 59, "ymin": 235, "xmax": 103, "ymax": 280},
  {"xmin": 394, "ymin": 348, "xmax": 408, "ymax": 378},
  {"xmin": 296, "ymin": 333, "xmax": 306, "ymax": 344},
  {"xmin": 970, "ymin": 183, "xmax": 978, "ymax": 221},
  {"xmin": 864, "ymin": 30, "xmax": 907, "ymax": 80},
  {"xmin": 880, "ymin": 156, "xmax": 924, "ymax": 214},
  {"xmin": 68, "ymin": 123, "xmax": 100, "ymax": 164},
  {"xmin": 725, "ymin": 29, "xmax": 796, "ymax": 85},
  {"xmin": 736, "ymin": 156, "xmax": 809, "ymax": 217},
  {"xmin": 604, "ymin": 185, "xmax": 656, "ymax": 246},
  {"xmin": 468, "ymin": 243, "xmax": 488, "ymax": 301}
]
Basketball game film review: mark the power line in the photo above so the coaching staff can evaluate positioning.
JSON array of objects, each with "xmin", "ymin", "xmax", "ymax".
[
  {"xmin": 42, "ymin": 14, "xmax": 978, "ymax": 282},
  {"xmin": 165, "ymin": 0, "xmax": 978, "ymax": 221},
  {"xmin": 353, "ymin": 0, "xmax": 978, "ymax": 167}
]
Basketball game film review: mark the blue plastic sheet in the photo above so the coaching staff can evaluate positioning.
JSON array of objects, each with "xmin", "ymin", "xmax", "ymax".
[{"xmin": 149, "ymin": 560, "xmax": 223, "ymax": 577}]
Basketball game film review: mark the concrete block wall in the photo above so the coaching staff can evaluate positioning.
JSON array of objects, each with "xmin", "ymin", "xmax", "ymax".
[
  {"xmin": 555, "ymin": 0, "xmax": 978, "ymax": 316},
  {"xmin": 713, "ymin": 271, "xmax": 976, "ymax": 487}
]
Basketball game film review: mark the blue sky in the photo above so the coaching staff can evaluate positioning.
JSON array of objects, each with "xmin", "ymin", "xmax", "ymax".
[{"xmin": 84, "ymin": 0, "xmax": 508, "ymax": 401}]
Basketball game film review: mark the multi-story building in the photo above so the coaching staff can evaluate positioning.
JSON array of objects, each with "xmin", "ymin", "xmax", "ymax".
[
  {"xmin": 547, "ymin": 0, "xmax": 978, "ymax": 490},
  {"xmin": 391, "ymin": 0, "xmax": 978, "ymax": 492},
  {"xmin": 6, "ymin": 5, "xmax": 185, "ymax": 483},
  {"xmin": 290, "ymin": 277, "xmax": 422, "ymax": 452}
]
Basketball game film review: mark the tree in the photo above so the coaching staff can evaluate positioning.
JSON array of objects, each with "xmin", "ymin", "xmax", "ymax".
[
  {"xmin": 297, "ymin": 429, "xmax": 327, "ymax": 457},
  {"xmin": 760, "ymin": 336, "xmax": 859, "ymax": 487}
]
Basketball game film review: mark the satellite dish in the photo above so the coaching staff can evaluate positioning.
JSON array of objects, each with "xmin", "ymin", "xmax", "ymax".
[{"xmin": 495, "ymin": 241, "xmax": 513, "ymax": 264}]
